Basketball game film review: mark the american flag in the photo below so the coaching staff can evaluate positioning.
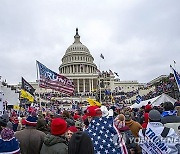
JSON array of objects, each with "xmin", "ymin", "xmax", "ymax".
[
  {"xmin": 85, "ymin": 116, "xmax": 128, "ymax": 154},
  {"xmin": 36, "ymin": 61, "xmax": 74, "ymax": 95}
]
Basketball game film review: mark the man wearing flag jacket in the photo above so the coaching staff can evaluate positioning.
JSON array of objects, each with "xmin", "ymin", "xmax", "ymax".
[
  {"xmin": 138, "ymin": 110, "xmax": 180, "ymax": 154},
  {"xmin": 85, "ymin": 106, "xmax": 128, "ymax": 154}
]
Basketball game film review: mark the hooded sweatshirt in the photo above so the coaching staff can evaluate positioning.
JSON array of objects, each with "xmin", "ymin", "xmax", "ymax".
[{"xmin": 40, "ymin": 134, "xmax": 68, "ymax": 154}]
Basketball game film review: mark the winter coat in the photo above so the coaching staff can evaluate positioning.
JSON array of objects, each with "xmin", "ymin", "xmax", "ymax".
[
  {"xmin": 40, "ymin": 134, "xmax": 68, "ymax": 154},
  {"xmin": 125, "ymin": 119, "xmax": 142, "ymax": 137},
  {"xmin": 15, "ymin": 127, "xmax": 46, "ymax": 154}
]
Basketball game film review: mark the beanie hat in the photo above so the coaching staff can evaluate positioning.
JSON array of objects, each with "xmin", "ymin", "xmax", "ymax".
[
  {"xmin": 149, "ymin": 110, "xmax": 161, "ymax": 121},
  {"xmin": 145, "ymin": 104, "xmax": 152, "ymax": 112},
  {"xmin": 51, "ymin": 118, "xmax": 67, "ymax": 135},
  {"xmin": 114, "ymin": 114, "xmax": 125, "ymax": 129},
  {"xmin": 73, "ymin": 114, "xmax": 80, "ymax": 120},
  {"xmin": 68, "ymin": 126, "xmax": 78, "ymax": 133},
  {"xmin": 86, "ymin": 106, "xmax": 102, "ymax": 117},
  {"xmin": 0, "ymin": 128, "xmax": 20, "ymax": 154},
  {"xmin": 25, "ymin": 116, "xmax": 38, "ymax": 127},
  {"xmin": 1, "ymin": 128, "xmax": 14, "ymax": 140}
]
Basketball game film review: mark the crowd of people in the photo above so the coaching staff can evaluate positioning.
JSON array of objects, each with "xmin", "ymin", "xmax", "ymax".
[{"xmin": 1, "ymin": 99, "xmax": 180, "ymax": 154}]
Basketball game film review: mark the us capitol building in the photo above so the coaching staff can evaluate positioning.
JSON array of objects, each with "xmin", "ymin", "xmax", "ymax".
[
  {"xmin": 59, "ymin": 28, "xmax": 99, "ymax": 93},
  {"xmin": 57, "ymin": 28, "xmax": 142, "ymax": 94}
]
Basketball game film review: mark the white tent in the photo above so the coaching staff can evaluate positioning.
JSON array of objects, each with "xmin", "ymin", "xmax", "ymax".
[{"xmin": 130, "ymin": 93, "xmax": 177, "ymax": 108}]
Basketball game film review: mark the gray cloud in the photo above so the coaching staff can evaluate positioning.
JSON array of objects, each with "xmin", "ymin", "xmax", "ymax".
[{"xmin": 0, "ymin": 0, "xmax": 180, "ymax": 84}]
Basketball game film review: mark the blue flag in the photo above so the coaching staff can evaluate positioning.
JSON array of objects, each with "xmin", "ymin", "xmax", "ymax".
[
  {"xmin": 136, "ymin": 95, "xmax": 142, "ymax": 104},
  {"xmin": 171, "ymin": 66, "xmax": 180, "ymax": 92},
  {"xmin": 85, "ymin": 117, "xmax": 128, "ymax": 154}
]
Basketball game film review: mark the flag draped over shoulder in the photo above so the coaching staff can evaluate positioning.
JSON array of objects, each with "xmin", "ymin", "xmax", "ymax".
[
  {"xmin": 36, "ymin": 61, "xmax": 74, "ymax": 95},
  {"xmin": 85, "ymin": 117, "xmax": 128, "ymax": 154},
  {"xmin": 171, "ymin": 66, "xmax": 180, "ymax": 92},
  {"xmin": 22, "ymin": 77, "xmax": 35, "ymax": 96}
]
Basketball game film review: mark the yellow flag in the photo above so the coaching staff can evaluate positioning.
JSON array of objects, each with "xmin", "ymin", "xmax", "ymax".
[
  {"xmin": 20, "ymin": 89, "xmax": 34, "ymax": 102},
  {"xmin": 94, "ymin": 100, "xmax": 102, "ymax": 107},
  {"xmin": 13, "ymin": 105, "xmax": 20, "ymax": 110},
  {"xmin": 87, "ymin": 98, "xmax": 101, "ymax": 107}
]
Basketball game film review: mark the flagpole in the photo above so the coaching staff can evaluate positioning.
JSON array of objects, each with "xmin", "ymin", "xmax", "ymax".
[
  {"xmin": 99, "ymin": 57, "xmax": 102, "ymax": 104},
  {"xmin": 174, "ymin": 60, "xmax": 176, "ymax": 71},
  {"xmin": 36, "ymin": 61, "xmax": 42, "ymax": 108}
]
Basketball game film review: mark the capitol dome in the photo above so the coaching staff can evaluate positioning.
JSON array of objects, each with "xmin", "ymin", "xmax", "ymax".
[
  {"xmin": 59, "ymin": 28, "xmax": 97, "ymax": 75},
  {"xmin": 65, "ymin": 28, "xmax": 90, "ymax": 54},
  {"xmin": 59, "ymin": 28, "xmax": 98, "ymax": 93}
]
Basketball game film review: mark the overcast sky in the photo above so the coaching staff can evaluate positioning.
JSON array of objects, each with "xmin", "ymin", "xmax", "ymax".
[{"xmin": 0, "ymin": 0, "xmax": 180, "ymax": 85}]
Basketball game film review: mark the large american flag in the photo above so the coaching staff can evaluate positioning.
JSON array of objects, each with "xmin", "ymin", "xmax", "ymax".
[
  {"xmin": 85, "ymin": 116, "xmax": 128, "ymax": 154},
  {"xmin": 36, "ymin": 61, "xmax": 74, "ymax": 95}
]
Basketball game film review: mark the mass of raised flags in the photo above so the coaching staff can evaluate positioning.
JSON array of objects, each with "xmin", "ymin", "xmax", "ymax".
[{"xmin": 36, "ymin": 60, "xmax": 74, "ymax": 95}]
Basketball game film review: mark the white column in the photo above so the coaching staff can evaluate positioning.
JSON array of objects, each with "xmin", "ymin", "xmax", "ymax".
[
  {"xmin": 77, "ymin": 65, "xmax": 79, "ymax": 73},
  {"xmin": 92, "ymin": 79, "xmax": 94, "ymax": 91},
  {"xmin": 83, "ymin": 79, "xmax": 85, "ymax": 92},
  {"xmin": 70, "ymin": 65, "xmax": 72, "ymax": 73},
  {"xmin": 89, "ymin": 79, "xmax": 91, "ymax": 92},
  {"xmin": 77, "ymin": 79, "xmax": 79, "ymax": 93}
]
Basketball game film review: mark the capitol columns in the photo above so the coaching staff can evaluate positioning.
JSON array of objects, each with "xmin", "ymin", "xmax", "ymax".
[
  {"xmin": 89, "ymin": 79, "xmax": 92, "ymax": 92},
  {"xmin": 83, "ymin": 79, "xmax": 85, "ymax": 92},
  {"xmin": 92, "ymin": 78, "xmax": 94, "ymax": 91},
  {"xmin": 77, "ymin": 78, "xmax": 80, "ymax": 93}
]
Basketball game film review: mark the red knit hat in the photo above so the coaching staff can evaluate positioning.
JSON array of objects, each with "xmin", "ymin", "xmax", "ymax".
[
  {"xmin": 51, "ymin": 118, "xmax": 67, "ymax": 135},
  {"xmin": 86, "ymin": 106, "xmax": 102, "ymax": 117},
  {"xmin": 68, "ymin": 126, "xmax": 78, "ymax": 133},
  {"xmin": 73, "ymin": 114, "xmax": 80, "ymax": 120},
  {"xmin": 145, "ymin": 104, "xmax": 152, "ymax": 112}
]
